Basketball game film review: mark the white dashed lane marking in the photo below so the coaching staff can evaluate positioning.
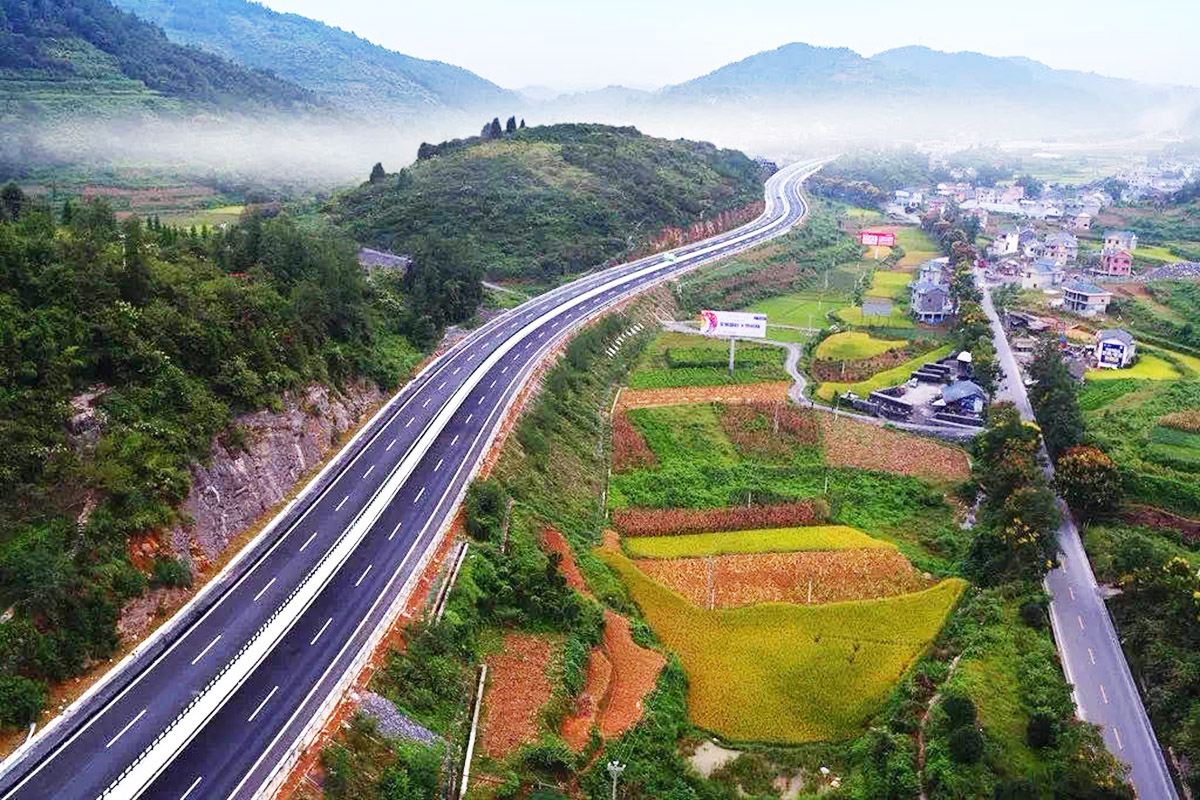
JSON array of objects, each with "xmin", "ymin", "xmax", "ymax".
[
  {"xmin": 252, "ymin": 577, "xmax": 276, "ymax": 603},
  {"xmin": 310, "ymin": 618, "xmax": 332, "ymax": 646},
  {"xmin": 355, "ymin": 564, "xmax": 373, "ymax": 587},
  {"xmin": 106, "ymin": 709, "xmax": 146, "ymax": 749},
  {"xmin": 190, "ymin": 634, "xmax": 221, "ymax": 666},
  {"xmin": 247, "ymin": 685, "xmax": 278, "ymax": 723}
]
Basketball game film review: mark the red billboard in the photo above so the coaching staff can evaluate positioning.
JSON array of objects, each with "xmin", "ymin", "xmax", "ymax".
[{"xmin": 859, "ymin": 231, "xmax": 897, "ymax": 247}]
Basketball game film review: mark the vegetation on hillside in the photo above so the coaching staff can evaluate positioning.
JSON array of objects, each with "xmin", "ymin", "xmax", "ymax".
[
  {"xmin": 332, "ymin": 124, "xmax": 765, "ymax": 282},
  {"xmin": 113, "ymin": 0, "xmax": 511, "ymax": 114},
  {"xmin": 0, "ymin": 187, "xmax": 436, "ymax": 727},
  {"xmin": 0, "ymin": 0, "xmax": 318, "ymax": 115}
]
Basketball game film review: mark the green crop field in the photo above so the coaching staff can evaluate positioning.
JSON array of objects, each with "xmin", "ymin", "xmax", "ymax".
[
  {"xmin": 816, "ymin": 331, "xmax": 907, "ymax": 361},
  {"xmin": 627, "ymin": 331, "xmax": 788, "ymax": 389},
  {"xmin": 600, "ymin": 547, "xmax": 965, "ymax": 743},
  {"xmin": 835, "ymin": 305, "xmax": 916, "ymax": 329},
  {"xmin": 1080, "ymin": 378, "xmax": 1200, "ymax": 515},
  {"xmin": 746, "ymin": 293, "xmax": 842, "ymax": 328},
  {"xmin": 816, "ymin": 345, "xmax": 954, "ymax": 401},
  {"xmin": 624, "ymin": 525, "xmax": 893, "ymax": 558},
  {"xmin": 765, "ymin": 325, "xmax": 810, "ymax": 343},
  {"xmin": 1086, "ymin": 353, "xmax": 1181, "ymax": 381},
  {"xmin": 626, "ymin": 405, "xmax": 739, "ymax": 466},
  {"xmin": 867, "ymin": 271, "xmax": 912, "ymax": 300},
  {"xmin": 894, "ymin": 227, "xmax": 941, "ymax": 267}
]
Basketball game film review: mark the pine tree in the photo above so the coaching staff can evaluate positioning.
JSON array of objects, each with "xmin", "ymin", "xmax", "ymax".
[
  {"xmin": 489, "ymin": 117, "xmax": 502, "ymax": 139},
  {"xmin": 519, "ymin": 118, "xmax": 526, "ymax": 129},
  {"xmin": 369, "ymin": 162, "xmax": 386, "ymax": 183},
  {"xmin": 505, "ymin": 116, "xmax": 517, "ymax": 134}
]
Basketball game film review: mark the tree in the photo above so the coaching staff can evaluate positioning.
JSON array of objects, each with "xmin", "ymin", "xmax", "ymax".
[
  {"xmin": 519, "ymin": 118, "xmax": 526, "ymax": 129},
  {"xmin": 1027, "ymin": 338, "xmax": 1084, "ymax": 458},
  {"xmin": 464, "ymin": 479, "xmax": 507, "ymax": 541},
  {"xmin": 948, "ymin": 726, "xmax": 984, "ymax": 764},
  {"xmin": 505, "ymin": 115, "xmax": 517, "ymax": 134},
  {"xmin": 0, "ymin": 675, "xmax": 46, "ymax": 727},
  {"xmin": 998, "ymin": 484, "xmax": 1060, "ymax": 571},
  {"xmin": 0, "ymin": 181, "xmax": 24, "ymax": 221},
  {"xmin": 369, "ymin": 162, "xmax": 386, "ymax": 183},
  {"xmin": 941, "ymin": 692, "xmax": 976, "ymax": 729},
  {"xmin": 1055, "ymin": 446, "xmax": 1122, "ymax": 521},
  {"xmin": 489, "ymin": 117, "xmax": 502, "ymax": 139},
  {"xmin": 1016, "ymin": 174, "xmax": 1045, "ymax": 198}
]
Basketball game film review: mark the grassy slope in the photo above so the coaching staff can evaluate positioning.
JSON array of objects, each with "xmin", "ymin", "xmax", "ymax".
[
  {"xmin": 816, "ymin": 331, "xmax": 907, "ymax": 361},
  {"xmin": 625, "ymin": 525, "xmax": 894, "ymax": 558},
  {"xmin": 334, "ymin": 124, "xmax": 763, "ymax": 280},
  {"xmin": 867, "ymin": 270, "xmax": 912, "ymax": 299},
  {"xmin": 601, "ymin": 546, "xmax": 965, "ymax": 743},
  {"xmin": 835, "ymin": 304, "xmax": 916, "ymax": 329}
]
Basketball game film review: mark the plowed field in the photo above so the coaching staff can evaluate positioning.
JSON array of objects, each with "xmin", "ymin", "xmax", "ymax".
[
  {"xmin": 481, "ymin": 633, "xmax": 556, "ymax": 760},
  {"xmin": 821, "ymin": 414, "xmax": 969, "ymax": 482},
  {"xmin": 634, "ymin": 549, "xmax": 931, "ymax": 608}
]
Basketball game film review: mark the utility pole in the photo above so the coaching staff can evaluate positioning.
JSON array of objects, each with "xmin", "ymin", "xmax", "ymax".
[
  {"xmin": 728, "ymin": 336, "xmax": 736, "ymax": 376},
  {"xmin": 607, "ymin": 760, "xmax": 625, "ymax": 800}
]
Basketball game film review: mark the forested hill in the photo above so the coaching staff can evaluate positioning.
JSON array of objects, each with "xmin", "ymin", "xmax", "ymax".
[
  {"xmin": 0, "ymin": 0, "xmax": 319, "ymax": 117},
  {"xmin": 333, "ymin": 123, "xmax": 766, "ymax": 281},
  {"xmin": 114, "ymin": 0, "xmax": 514, "ymax": 115}
]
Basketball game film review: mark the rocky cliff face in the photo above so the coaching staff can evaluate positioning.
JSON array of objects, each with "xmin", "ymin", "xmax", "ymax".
[{"xmin": 169, "ymin": 381, "xmax": 384, "ymax": 566}]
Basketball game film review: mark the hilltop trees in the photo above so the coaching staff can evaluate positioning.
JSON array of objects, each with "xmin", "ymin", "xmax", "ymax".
[{"xmin": 369, "ymin": 162, "xmax": 386, "ymax": 183}]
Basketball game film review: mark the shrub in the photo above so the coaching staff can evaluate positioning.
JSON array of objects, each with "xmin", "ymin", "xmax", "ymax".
[
  {"xmin": 1026, "ymin": 709, "xmax": 1060, "ymax": 748},
  {"xmin": 0, "ymin": 675, "xmax": 47, "ymax": 727},
  {"xmin": 612, "ymin": 412, "xmax": 657, "ymax": 473},
  {"xmin": 152, "ymin": 556, "xmax": 192, "ymax": 588},
  {"xmin": 1020, "ymin": 597, "xmax": 1048, "ymax": 629},
  {"xmin": 563, "ymin": 635, "xmax": 590, "ymax": 696},
  {"xmin": 940, "ymin": 692, "xmax": 976, "ymax": 730},
  {"xmin": 948, "ymin": 726, "xmax": 984, "ymax": 764},
  {"xmin": 465, "ymin": 479, "xmax": 508, "ymax": 541}
]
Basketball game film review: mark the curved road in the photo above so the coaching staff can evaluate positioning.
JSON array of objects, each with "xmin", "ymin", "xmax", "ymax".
[
  {"xmin": 0, "ymin": 160, "xmax": 823, "ymax": 800},
  {"xmin": 978, "ymin": 272, "xmax": 1177, "ymax": 800}
]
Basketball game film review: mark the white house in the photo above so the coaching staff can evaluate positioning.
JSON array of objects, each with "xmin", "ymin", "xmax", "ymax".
[
  {"xmin": 1063, "ymin": 280, "xmax": 1113, "ymax": 317},
  {"xmin": 1104, "ymin": 230, "xmax": 1138, "ymax": 252},
  {"xmin": 1021, "ymin": 258, "xmax": 1065, "ymax": 290},
  {"xmin": 989, "ymin": 227, "xmax": 1020, "ymax": 257},
  {"xmin": 1043, "ymin": 231, "xmax": 1079, "ymax": 264},
  {"xmin": 1094, "ymin": 329, "xmax": 1136, "ymax": 368}
]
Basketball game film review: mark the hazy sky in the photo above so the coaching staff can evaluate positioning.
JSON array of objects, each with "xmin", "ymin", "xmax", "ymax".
[{"xmin": 260, "ymin": 0, "xmax": 1200, "ymax": 92}]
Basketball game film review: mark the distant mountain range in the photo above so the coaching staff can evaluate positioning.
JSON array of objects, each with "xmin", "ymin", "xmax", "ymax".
[{"xmin": 113, "ymin": 0, "xmax": 515, "ymax": 115}]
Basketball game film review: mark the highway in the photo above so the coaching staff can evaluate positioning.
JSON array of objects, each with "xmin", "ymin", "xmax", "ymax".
[
  {"xmin": 978, "ymin": 273, "xmax": 1178, "ymax": 800},
  {"xmin": 0, "ymin": 160, "xmax": 822, "ymax": 800}
]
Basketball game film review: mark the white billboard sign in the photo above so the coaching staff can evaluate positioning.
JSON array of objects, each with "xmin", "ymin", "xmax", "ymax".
[{"xmin": 699, "ymin": 310, "xmax": 767, "ymax": 339}]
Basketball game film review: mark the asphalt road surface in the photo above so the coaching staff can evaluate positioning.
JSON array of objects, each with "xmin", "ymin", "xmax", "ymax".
[
  {"xmin": 979, "ymin": 273, "xmax": 1177, "ymax": 799},
  {"xmin": 0, "ymin": 160, "xmax": 822, "ymax": 800}
]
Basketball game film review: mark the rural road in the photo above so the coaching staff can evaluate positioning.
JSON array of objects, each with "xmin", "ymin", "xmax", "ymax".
[
  {"xmin": 0, "ymin": 162, "xmax": 824, "ymax": 800},
  {"xmin": 978, "ymin": 272, "xmax": 1178, "ymax": 799}
]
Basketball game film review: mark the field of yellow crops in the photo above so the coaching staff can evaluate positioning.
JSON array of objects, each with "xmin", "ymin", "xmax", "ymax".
[
  {"xmin": 599, "ymin": 547, "xmax": 966, "ymax": 743},
  {"xmin": 623, "ymin": 525, "xmax": 891, "ymax": 559}
]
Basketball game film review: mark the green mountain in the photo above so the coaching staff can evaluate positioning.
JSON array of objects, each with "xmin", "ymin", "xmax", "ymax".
[
  {"xmin": 333, "ymin": 123, "xmax": 765, "ymax": 281},
  {"xmin": 0, "ymin": 0, "xmax": 319, "ymax": 120},
  {"xmin": 113, "ymin": 0, "xmax": 515, "ymax": 115}
]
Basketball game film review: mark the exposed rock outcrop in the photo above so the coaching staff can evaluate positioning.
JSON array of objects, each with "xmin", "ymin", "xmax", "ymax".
[{"xmin": 168, "ymin": 380, "xmax": 384, "ymax": 565}]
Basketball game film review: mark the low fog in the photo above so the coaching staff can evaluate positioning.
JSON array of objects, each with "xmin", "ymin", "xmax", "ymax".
[{"xmin": 9, "ymin": 90, "xmax": 1200, "ymax": 192}]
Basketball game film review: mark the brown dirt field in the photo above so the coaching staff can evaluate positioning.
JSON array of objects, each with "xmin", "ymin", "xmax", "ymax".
[
  {"xmin": 821, "ymin": 414, "xmax": 970, "ymax": 483},
  {"xmin": 541, "ymin": 528, "xmax": 588, "ymax": 594},
  {"xmin": 597, "ymin": 610, "xmax": 665, "ymax": 739},
  {"xmin": 634, "ymin": 549, "xmax": 931, "ymax": 608},
  {"xmin": 617, "ymin": 381, "xmax": 790, "ymax": 410},
  {"xmin": 562, "ymin": 647, "xmax": 613, "ymax": 750},
  {"xmin": 481, "ymin": 633, "xmax": 557, "ymax": 760},
  {"xmin": 1120, "ymin": 505, "xmax": 1200, "ymax": 542}
]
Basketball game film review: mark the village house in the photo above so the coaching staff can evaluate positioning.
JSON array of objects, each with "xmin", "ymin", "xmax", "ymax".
[
  {"xmin": 1021, "ymin": 257, "xmax": 1065, "ymax": 289},
  {"xmin": 975, "ymin": 187, "xmax": 998, "ymax": 204},
  {"xmin": 1104, "ymin": 230, "xmax": 1138, "ymax": 252},
  {"xmin": 989, "ymin": 227, "xmax": 1021, "ymax": 257},
  {"xmin": 1042, "ymin": 231, "xmax": 1078, "ymax": 264},
  {"xmin": 938, "ymin": 380, "xmax": 987, "ymax": 415},
  {"xmin": 1094, "ymin": 328, "xmax": 1136, "ymax": 369},
  {"xmin": 1000, "ymin": 185, "xmax": 1026, "ymax": 203},
  {"xmin": 1069, "ymin": 212, "xmax": 1092, "ymax": 231},
  {"xmin": 1062, "ymin": 279, "xmax": 1113, "ymax": 317},
  {"xmin": 1018, "ymin": 228, "xmax": 1040, "ymax": 258},
  {"xmin": 911, "ymin": 280, "xmax": 954, "ymax": 324},
  {"xmin": 1095, "ymin": 247, "xmax": 1133, "ymax": 278},
  {"xmin": 918, "ymin": 257, "xmax": 951, "ymax": 286}
]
